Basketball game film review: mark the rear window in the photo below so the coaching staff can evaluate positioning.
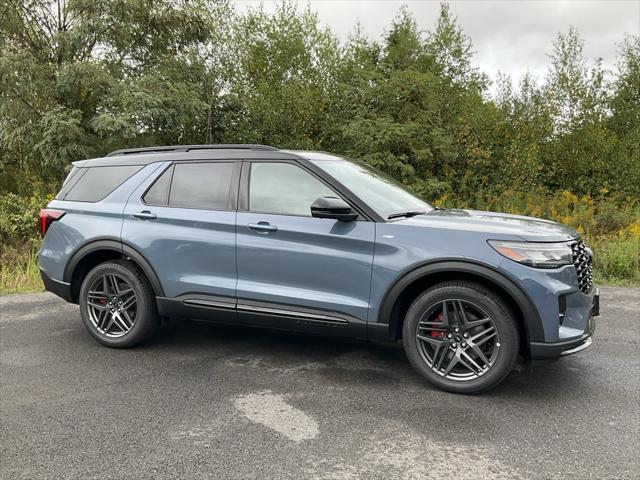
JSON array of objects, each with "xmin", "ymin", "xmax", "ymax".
[{"xmin": 57, "ymin": 165, "xmax": 142, "ymax": 202}]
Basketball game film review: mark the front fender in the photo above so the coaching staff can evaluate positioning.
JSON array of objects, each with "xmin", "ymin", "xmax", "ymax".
[{"xmin": 372, "ymin": 259, "xmax": 545, "ymax": 344}]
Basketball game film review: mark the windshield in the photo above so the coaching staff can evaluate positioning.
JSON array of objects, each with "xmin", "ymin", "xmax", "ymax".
[{"xmin": 311, "ymin": 159, "xmax": 433, "ymax": 219}]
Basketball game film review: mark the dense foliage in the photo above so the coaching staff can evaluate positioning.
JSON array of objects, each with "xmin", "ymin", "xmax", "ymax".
[{"xmin": 0, "ymin": 0, "xmax": 638, "ymax": 289}]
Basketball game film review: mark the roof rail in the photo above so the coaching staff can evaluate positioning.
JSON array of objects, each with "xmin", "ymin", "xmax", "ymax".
[{"xmin": 106, "ymin": 144, "xmax": 278, "ymax": 157}]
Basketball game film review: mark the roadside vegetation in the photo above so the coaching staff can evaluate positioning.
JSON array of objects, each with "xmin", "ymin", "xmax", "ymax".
[{"xmin": 1, "ymin": 1, "xmax": 638, "ymax": 293}]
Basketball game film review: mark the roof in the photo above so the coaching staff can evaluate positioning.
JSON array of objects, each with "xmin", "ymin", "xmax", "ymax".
[{"xmin": 73, "ymin": 145, "xmax": 346, "ymax": 168}]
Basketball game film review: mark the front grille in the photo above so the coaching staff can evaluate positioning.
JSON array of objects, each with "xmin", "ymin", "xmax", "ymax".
[{"xmin": 571, "ymin": 240, "xmax": 594, "ymax": 293}]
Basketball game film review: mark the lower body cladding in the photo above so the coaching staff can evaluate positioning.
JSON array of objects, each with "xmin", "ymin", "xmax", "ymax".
[
  {"xmin": 47, "ymin": 266, "xmax": 600, "ymax": 360},
  {"xmin": 40, "ymin": 269, "xmax": 73, "ymax": 303},
  {"xmin": 156, "ymin": 295, "xmax": 368, "ymax": 338},
  {"xmin": 139, "ymin": 285, "xmax": 602, "ymax": 358}
]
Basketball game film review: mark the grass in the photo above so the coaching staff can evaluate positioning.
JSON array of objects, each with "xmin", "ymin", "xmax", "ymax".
[
  {"xmin": 0, "ymin": 235, "xmax": 637, "ymax": 295},
  {"xmin": 0, "ymin": 246, "xmax": 43, "ymax": 295},
  {"xmin": 591, "ymin": 234, "xmax": 640, "ymax": 286}
]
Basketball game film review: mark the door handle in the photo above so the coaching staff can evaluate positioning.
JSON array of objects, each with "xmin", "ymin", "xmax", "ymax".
[
  {"xmin": 133, "ymin": 210, "xmax": 157, "ymax": 220},
  {"xmin": 248, "ymin": 222, "xmax": 277, "ymax": 233}
]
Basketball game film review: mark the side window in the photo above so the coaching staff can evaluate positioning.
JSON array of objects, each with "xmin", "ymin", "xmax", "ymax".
[
  {"xmin": 249, "ymin": 162, "xmax": 336, "ymax": 216},
  {"xmin": 168, "ymin": 162, "xmax": 234, "ymax": 210},
  {"xmin": 62, "ymin": 165, "xmax": 142, "ymax": 202},
  {"xmin": 143, "ymin": 165, "xmax": 173, "ymax": 206}
]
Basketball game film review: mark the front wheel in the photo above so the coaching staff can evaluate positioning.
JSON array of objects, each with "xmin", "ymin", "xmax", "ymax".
[
  {"xmin": 402, "ymin": 281, "xmax": 519, "ymax": 394},
  {"xmin": 79, "ymin": 260, "xmax": 159, "ymax": 348}
]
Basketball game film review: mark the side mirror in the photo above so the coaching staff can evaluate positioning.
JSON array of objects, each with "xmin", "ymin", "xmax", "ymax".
[{"xmin": 311, "ymin": 196, "xmax": 358, "ymax": 222}]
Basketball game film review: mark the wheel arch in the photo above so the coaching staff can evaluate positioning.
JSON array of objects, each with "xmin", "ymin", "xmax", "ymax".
[
  {"xmin": 63, "ymin": 239, "xmax": 165, "ymax": 302},
  {"xmin": 378, "ymin": 260, "xmax": 544, "ymax": 354}
]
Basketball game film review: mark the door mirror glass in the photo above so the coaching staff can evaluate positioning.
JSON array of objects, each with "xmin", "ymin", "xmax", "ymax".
[{"xmin": 311, "ymin": 196, "xmax": 358, "ymax": 222}]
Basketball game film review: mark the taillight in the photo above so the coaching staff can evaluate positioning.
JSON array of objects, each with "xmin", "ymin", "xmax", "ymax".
[{"xmin": 39, "ymin": 209, "xmax": 65, "ymax": 236}]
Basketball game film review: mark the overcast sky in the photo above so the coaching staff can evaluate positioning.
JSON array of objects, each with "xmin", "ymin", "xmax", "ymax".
[{"xmin": 233, "ymin": 0, "xmax": 640, "ymax": 92}]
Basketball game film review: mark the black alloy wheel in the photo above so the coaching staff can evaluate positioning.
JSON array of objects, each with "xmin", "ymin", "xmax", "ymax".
[
  {"xmin": 79, "ymin": 260, "xmax": 158, "ymax": 348},
  {"xmin": 403, "ymin": 281, "xmax": 520, "ymax": 394}
]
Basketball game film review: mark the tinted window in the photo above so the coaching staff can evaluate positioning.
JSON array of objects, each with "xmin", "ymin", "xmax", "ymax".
[
  {"xmin": 62, "ymin": 167, "xmax": 79, "ymax": 186},
  {"xmin": 249, "ymin": 163, "xmax": 335, "ymax": 216},
  {"xmin": 143, "ymin": 165, "xmax": 173, "ymax": 205},
  {"xmin": 168, "ymin": 162, "xmax": 234, "ymax": 210},
  {"xmin": 56, "ymin": 167, "xmax": 85, "ymax": 200},
  {"xmin": 63, "ymin": 166, "xmax": 142, "ymax": 202}
]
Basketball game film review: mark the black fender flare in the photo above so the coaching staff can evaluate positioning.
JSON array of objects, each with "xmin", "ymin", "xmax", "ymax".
[
  {"xmin": 376, "ymin": 259, "xmax": 545, "ymax": 343},
  {"xmin": 63, "ymin": 239, "xmax": 165, "ymax": 297}
]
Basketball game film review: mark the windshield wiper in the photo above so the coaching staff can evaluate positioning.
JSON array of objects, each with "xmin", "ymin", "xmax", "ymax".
[{"xmin": 387, "ymin": 210, "xmax": 428, "ymax": 219}]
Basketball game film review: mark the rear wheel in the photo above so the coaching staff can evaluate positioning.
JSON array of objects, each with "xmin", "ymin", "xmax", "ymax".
[
  {"xmin": 402, "ymin": 281, "xmax": 519, "ymax": 394},
  {"xmin": 79, "ymin": 260, "xmax": 158, "ymax": 348}
]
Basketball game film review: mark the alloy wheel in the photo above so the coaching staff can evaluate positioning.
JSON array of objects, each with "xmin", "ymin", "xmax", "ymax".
[
  {"xmin": 86, "ymin": 274, "xmax": 137, "ymax": 338},
  {"xmin": 415, "ymin": 299, "xmax": 500, "ymax": 381}
]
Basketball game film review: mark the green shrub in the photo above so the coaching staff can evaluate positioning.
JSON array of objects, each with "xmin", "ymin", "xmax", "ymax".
[{"xmin": 0, "ymin": 193, "xmax": 50, "ymax": 245}]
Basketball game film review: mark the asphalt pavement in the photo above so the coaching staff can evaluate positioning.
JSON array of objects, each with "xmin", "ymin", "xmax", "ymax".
[{"xmin": 1, "ymin": 287, "xmax": 639, "ymax": 479}]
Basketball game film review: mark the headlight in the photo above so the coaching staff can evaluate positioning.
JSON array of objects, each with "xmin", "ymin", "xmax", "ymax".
[{"xmin": 488, "ymin": 240, "xmax": 573, "ymax": 268}]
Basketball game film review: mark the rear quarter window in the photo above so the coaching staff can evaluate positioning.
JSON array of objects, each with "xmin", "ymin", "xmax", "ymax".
[
  {"xmin": 143, "ymin": 165, "xmax": 173, "ymax": 206},
  {"xmin": 58, "ymin": 165, "xmax": 142, "ymax": 202},
  {"xmin": 55, "ymin": 167, "xmax": 84, "ymax": 199}
]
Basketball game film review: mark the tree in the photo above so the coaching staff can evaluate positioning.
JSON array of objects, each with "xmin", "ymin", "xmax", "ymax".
[
  {"xmin": 222, "ymin": 1, "xmax": 340, "ymax": 148},
  {"xmin": 334, "ymin": 7, "xmax": 452, "ymax": 198},
  {"xmin": 544, "ymin": 27, "xmax": 607, "ymax": 133},
  {"xmin": 539, "ymin": 27, "xmax": 613, "ymax": 194},
  {"xmin": 607, "ymin": 35, "xmax": 640, "ymax": 195},
  {"xmin": 0, "ymin": 0, "xmax": 637, "ymax": 203},
  {"xmin": 0, "ymin": 0, "xmax": 230, "ymax": 193}
]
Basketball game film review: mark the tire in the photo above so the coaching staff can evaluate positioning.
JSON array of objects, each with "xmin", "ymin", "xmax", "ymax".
[
  {"xmin": 402, "ymin": 281, "xmax": 519, "ymax": 394},
  {"xmin": 79, "ymin": 260, "xmax": 159, "ymax": 348}
]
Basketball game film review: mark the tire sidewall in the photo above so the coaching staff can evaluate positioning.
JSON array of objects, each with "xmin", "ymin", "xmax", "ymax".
[
  {"xmin": 79, "ymin": 262, "xmax": 156, "ymax": 348},
  {"xmin": 403, "ymin": 284, "xmax": 519, "ymax": 394}
]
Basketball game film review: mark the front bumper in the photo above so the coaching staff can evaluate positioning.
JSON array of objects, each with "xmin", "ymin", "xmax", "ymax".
[{"xmin": 530, "ymin": 289, "xmax": 599, "ymax": 359}]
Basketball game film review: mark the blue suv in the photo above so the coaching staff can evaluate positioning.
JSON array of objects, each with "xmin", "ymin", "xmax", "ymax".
[{"xmin": 39, "ymin": 144, "xmax": 599, "ymax": 393}]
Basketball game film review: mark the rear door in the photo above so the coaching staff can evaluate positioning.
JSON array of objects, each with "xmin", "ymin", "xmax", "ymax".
[
  {"xmin": 122, "ymin": 160, "xmax": 240, "ymax": 308},
  {"xmin": 235, "ymin": 160, "xmax": 376, "ymax": 335}
]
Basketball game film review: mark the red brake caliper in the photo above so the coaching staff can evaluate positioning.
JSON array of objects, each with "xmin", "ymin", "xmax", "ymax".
[{"xmin": 430, "ymin": 312, "xmax": 445, "ymax": 338}]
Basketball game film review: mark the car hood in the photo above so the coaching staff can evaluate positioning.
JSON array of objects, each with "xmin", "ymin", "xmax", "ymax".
[{"xmin": 395, "ymin": 209, "xmax": 579, "ymax": 242}]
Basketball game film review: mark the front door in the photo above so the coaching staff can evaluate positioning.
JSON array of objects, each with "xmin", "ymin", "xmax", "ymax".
[{"xmin": 235, "ymin": 160, "xmax": 375, "ymax": 336}]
